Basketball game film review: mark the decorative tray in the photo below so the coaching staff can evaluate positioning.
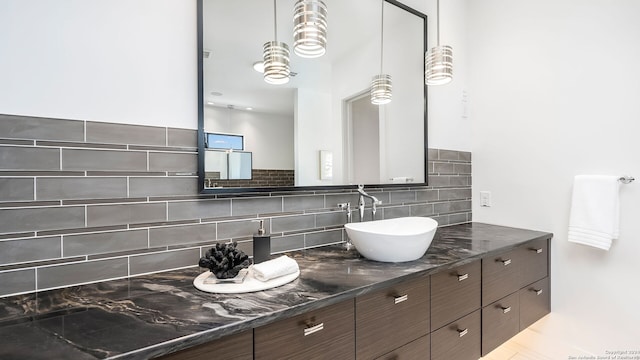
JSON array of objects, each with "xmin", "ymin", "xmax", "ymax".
[{"xmin": 193, "ymin": 266, "xmax": 300, "ymax": 294}]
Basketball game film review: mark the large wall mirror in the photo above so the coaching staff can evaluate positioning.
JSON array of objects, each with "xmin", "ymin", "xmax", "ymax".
[{"xmin": 197, "ymin": 0, "xmax": 428, "ymax": 193}]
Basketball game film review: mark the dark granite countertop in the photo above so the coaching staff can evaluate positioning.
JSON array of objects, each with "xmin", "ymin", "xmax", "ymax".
[{"xmin": 0, "ymin": 222, "xmax": 552, "ymax": 360}]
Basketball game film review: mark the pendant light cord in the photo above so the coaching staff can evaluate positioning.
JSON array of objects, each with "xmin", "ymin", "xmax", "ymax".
[
  {"xmin": 273, "ymin": 0, "xmax": 278, "ymax": 42},
  {"xmin": 380, "ymin": 0, "xmax": 384, "ymax": 73},
  {"xmin": 436, "ymin": 0, "xmax": 440, "ymax": 46}
]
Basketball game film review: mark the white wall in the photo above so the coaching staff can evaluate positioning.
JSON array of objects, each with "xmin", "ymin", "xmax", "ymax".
[
  {"xmin": 205, "ymin": 106, "xmax": 293, "ymax": 170},
  {"xmin": 294, "ymin": 88, "xmax": 334, "ymax": 186},
  {"xmin": 402, "ymin": 0, "xmax": 471, "ymax": 152},
  {"xmin": 0, "ymin": 0, "xmax": 469, "ymax": 149},
  {"xmin": 0, "ymin": 0, "xmax": 197, "ymax": 129},
  {"xmin": 469, "ymin": 0, "xmax": 640, "ymax": 354}
]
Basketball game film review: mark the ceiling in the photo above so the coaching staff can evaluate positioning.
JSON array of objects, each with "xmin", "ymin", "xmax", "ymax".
[{"xmin": 202, "ymin": 0, "xmax": 389, "ymax": 116}]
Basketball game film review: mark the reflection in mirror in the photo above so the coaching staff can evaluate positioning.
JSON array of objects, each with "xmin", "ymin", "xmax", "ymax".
[{"xmin": 198, "ymin": 0, "xmax": 427, "ymax": 192}]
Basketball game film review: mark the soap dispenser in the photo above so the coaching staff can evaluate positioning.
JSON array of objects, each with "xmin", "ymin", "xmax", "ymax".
[{"xmin": 252, "ymin": 219, "xmax": 271, "ymax": 264}]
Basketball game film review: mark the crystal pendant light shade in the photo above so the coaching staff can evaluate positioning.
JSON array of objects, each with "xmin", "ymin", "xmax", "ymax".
[
  {"xmin": 293, "ymin": 0, "xmax": 328, "ymax": 58},
  {"xmin": 263, "ymin": 41, "xmax": 291, "ymax": 85},
  {"xmin": 371, "ymin": 74, "xmax": 393, "ymax": 105},
  {"xmin": 425, "ymin": 45, "xmax": 453, "ymax": 85}
]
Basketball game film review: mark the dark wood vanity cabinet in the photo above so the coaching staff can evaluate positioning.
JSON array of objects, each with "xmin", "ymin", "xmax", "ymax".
[
  {"xmin": 430, "ymin": 260, "xmax": 481, "ymax": 331},
  {"xmin": 431, "ymin": 310, "xmax": 481, "ymax": 360},
  {"xmin": 481, "ymin": 237, "xmax": 551, "ymax": 356},
  {"xmin": 154, "ymin": 330, "xmax": 253, "ymax": 360},
  {"xmin": 254, "ymin": 299, "xmax": 355, "ymax": 360},
  {"xmin": 482, "ymin": 248, "xmax": 521, "ymax": 307},
  {"xmin": 482, "ymin": 292, "xmax": 520, "ymax": 353},
  {"xmin": 158, "ymin": 237, "xmax": 551, "ymax": 360},
  {"xmin": 375, "ymin": 335, "xmax": 430, "ymax": 360},
  {"xmin": 519, "ymin": 276, "xmax": 550, "ymax": 331},
  {"xmin": 355, "ymin": 274, "xmax": 430, "ymax": 360},
  {"xmin": 430, "ymin": 260, "xmax": 482, "ymax": 360},
  {"xmin": 518, "ymin": 238, "xmax": 549, "ymax": 288}
]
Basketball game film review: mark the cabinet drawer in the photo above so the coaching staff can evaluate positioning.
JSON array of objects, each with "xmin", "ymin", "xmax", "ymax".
[
  {"xmin": 154, "ymin": 330, "xmax": 252, "ymax": 360},
  {"xmin": 519, "ymin": 276, "xmax": 550, "ymax": 331},
  {"xmin": 356, "ymin": 275, "xmax": 430, "ymax": 360},
  {"xmin": 431, "ymin": 310, "xmax": 481, "ymax": 360},
  {"xmin": 481, "ymin": 292, "xmax": 520, "ymax": 356},
  {"xmin": 519, "ymin": 238, "xmax": 549, "ymax": 287},
  {"xmin": 254, "ymin": 299, "xmax": 354, "ymax": 360},
  {"xmin": 431, "ymin": 260, "xmax": 481, "ymax": 331},
  {"xmin": 482, "ymin": 248, "xmax": 520, "ymax": 306},
  {"xmin": 375, "ymin": 334, "xmax": 430, "ymax": 360}
]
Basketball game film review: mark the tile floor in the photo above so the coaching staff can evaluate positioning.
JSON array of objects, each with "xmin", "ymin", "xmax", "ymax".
[{"xmin": 481, "ymin": 314, "xmax": 593, "ymax": 360}]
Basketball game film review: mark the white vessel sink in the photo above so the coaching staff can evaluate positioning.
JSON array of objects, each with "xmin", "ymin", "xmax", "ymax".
[{"xmin": 344, "ymin": 217, "xmax": 438, "ymax": 262}]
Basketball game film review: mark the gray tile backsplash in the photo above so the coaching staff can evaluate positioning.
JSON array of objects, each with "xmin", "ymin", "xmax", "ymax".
[
  {"xmin": 36, "ymin": 177, "xmax": 128, "ymax": 200},
  {"xmin": 0, "ymin": 207, "xmax": 86, "ymax": 233},
  {"xmin": 167, "ymin": 127, "xmax": 198, "ymax": 148},
  {"xmin": 86, "ymin": 121, "xmax": 167, "ymax": 146},
  {"xmin": 0, "ymin": 114, "xmax": 84, "ymax": 141},
  {"xmin": 149, "ymin": 223, "xmax": 217, "ymax": 247},
  {"xmin": 36, "ymin": 258, "xmax": 129, "ymax": 290},
  {"xmin": 0, "ymin": 115, "xmax": 471, "ymax": 297},
  {"xmin": 305, "ymin": 229, "xmax": 343, "ymax": 248},
  {"xmin": 129, "ymin": 177, "xmax": 198, "ymax": 197},
  {"xmin": 0, "ymin": 269, "xmax": 35, "ymax": 295},
  {"xmin": 86, "ymin": 202, "xmax": 167, "ymax": 227},
  {"xmin": 167, "ymin": 199, "xmax": 232, "ymax": 221},
  {"xmin": 0, "ymin": 178, "xmax": 34, "ymax": 202},
  {"xmin": 61, "ymin": 148, "xmax": 147, "ymax": 171},
  {"xmin": 0, "ymin": 146, "xmax": 60, "ymax": 170},
  {"xmin": 129, "ymin": 248, "xmax": 199, "ymax": 276},
  {"xmin": 148, "ymin": 152, "xmax": 197, "ymax": 173},
  {"xmin": 0, "ymin": 236, "xmax": 61, "ymax": 264},
  {"xmin": 63, "ymin": 229, "xmax": 148, "ymax": 257}
]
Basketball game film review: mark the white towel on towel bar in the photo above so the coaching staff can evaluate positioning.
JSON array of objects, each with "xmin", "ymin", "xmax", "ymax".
[{"xmin": 568, "ymin": 175, "xmax": 620, "ymax": 250}]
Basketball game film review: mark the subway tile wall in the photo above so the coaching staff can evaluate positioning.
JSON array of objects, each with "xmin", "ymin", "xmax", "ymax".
[{"xmin": 0, "ymin": 114, "xmax": 472, "ymax": 298}]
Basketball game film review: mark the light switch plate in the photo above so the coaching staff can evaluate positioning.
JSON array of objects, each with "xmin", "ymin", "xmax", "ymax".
[{"xmin": 480, "ymin": 191, "xmax": 491, "ymax": 207}]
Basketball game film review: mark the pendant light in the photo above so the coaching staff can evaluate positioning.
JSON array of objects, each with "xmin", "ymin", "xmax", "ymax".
[
  {"xmin": 263, "ymin": 0, "xmax": 290, "ymax": 85},
  {"xmin": 293, "ymin": 0, "xmax": 328, "ymax": 58},
  {"xmin": 371, "ymin": 0, "xmax": 392, "ymax": 105},
  {"xmin": 425, "ymin": 0, "xmax": 453, "ymax": 85}
]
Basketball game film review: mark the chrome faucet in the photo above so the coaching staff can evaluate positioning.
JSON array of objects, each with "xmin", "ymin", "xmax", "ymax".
[
  {"xmin": 337, "ymin": 202, "xmax": 352, "ymax": 223},
  {"xmin": 357, "ymin": 185, "xmax": 382, "ymax": 221},
  {"xmin": 337, "ymin": 202, "xmax": 354, "ymax": 250}
]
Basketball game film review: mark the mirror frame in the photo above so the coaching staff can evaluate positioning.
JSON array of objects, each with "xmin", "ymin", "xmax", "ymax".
[{"xmin": 197, "ymin": 0, "xmax": 428, "ymax": 194}]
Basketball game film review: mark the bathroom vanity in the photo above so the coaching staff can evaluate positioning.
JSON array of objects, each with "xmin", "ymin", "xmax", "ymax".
[{"xmin": 0, "ymin": 223, "xmax": 551, "ymax": 360}]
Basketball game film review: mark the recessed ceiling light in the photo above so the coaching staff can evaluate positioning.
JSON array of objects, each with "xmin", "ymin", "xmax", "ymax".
[
  {"xmin": 246, "ymin": 107, "xmax": 253, "ymax": 111},
  {"xmin": 254, "ymin": 61, "xmax": 297, "ymax": 77},
  {"xmin": 253, "ymin": 61, "xmax": 265, "ymax": 73}
]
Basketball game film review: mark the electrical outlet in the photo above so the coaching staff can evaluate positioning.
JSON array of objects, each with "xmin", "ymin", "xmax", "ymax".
[{"xmin": 480, "ymin": 191, "xmax": 492, "ymax": 207}]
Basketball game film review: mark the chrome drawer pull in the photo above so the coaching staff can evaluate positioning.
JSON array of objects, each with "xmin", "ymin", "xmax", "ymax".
[
  {"xmin": 457, "ymin": 328, "xmax": 468, "ymax": 337},
  {"xmin": 500, "ymin": 259, "xmax": 512, "ymax": 266},
  {"xmin": 531, "ymin": 248, "xmax": 543, "ymax": 254},
  {"xmin": 532, "ymin": 289, "xmax": 543, "ymax": 295},
  {"xmin": 502, "ymin": 306, "xmax": 512, "ymax": 314},
  {"xmin": 457, "ymin": 273, "xmax": 469, "ymax": 282},
  {"xmin": 394, "ymin": 294, "xmax": 408, "ymax": 304},
  {"xmin": 304, "ymin": 323, "xmax": 324, "ymax": 336}
]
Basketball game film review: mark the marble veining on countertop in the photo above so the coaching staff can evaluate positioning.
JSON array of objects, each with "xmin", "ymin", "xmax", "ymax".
[{"xmin": 0, "ymin": 222, "xmax": 552, "ymax": 359}]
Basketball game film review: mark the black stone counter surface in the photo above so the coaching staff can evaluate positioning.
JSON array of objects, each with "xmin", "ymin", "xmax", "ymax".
[{"xmin": 0, "ymin": 223, "xmax": 552, "ymax": 359}]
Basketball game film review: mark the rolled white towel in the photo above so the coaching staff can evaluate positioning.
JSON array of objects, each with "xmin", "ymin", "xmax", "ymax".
[{"xmin": 252, "ymin": 255, "xmax": 299, "ymax": 282}]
